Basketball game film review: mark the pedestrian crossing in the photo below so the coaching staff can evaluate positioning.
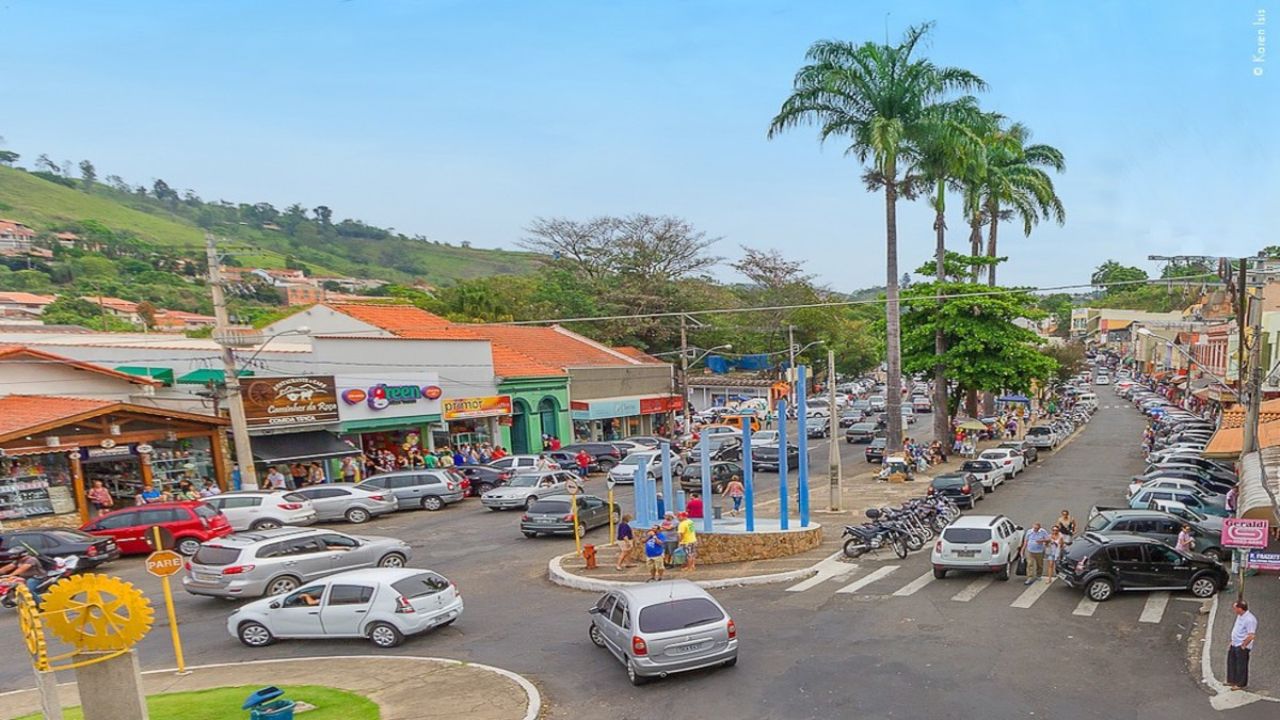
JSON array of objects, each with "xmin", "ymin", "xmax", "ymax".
[{"xmin": 783, "ymin": 561, "xmax": 1197, "ymax": 626}]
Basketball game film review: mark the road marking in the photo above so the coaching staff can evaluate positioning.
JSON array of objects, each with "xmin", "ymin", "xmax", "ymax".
[
  {"xmin": 951, "ymin": 576, "xmax": 993, "ymax": 602},
  {"xmin": 1072, "ymin": 597, "xmax": 1099, "ymax": 617},
  {"xmin": 836, "ymin": 565, "xmax": 899, "ymax": 594},
  {"xmin": 785, "ymin": 556, "xmax": 857, "ymax": 592},
  {"xmin": 891, "ymin": 571, "xmax": 936, "ymax": 597},
  {"xmin": 1139, "ymin": 592, "xmax": 1170, "ymax": 623},
  {"xmin": 1010, "ymin": 578, "xmax": 1054, "ymax": 608}
]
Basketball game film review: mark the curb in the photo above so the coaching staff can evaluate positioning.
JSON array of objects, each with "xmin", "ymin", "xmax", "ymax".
[
  {"xmin": 548, "ymin": 552, "xmax": 824, "ymax": 592},
  {"xmin": 1198, "ymin": 595, "xmax": 1278, "ymax": 710},
  {"xmin": 0, "ymin": 655, "xmax": 543, "ymax": 720}
]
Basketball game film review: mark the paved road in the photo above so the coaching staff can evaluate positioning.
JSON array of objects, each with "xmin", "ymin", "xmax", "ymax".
[{"xmin": 3, "ymin": 402, "xmax": 1264, "ymax": 718}]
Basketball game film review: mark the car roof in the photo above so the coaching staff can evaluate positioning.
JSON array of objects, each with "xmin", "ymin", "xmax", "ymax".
[
  {"xmin": 313, "ymin": 567, "xmax": 434, "ymax": 584},
  {"xmin": 1097, "ymin": 508, "xmax": 1175, "ymax": 519},
  {"xmin": 947, "ymin": 514, "xmax": 1008, "ymax": 528},
  {"xmin": 219, "ymin": 490, "xmax": 291, "ymax": 496},
  {"xmin": 536, "ymin": 493, "xmax": 603, "ymax": 503},
  {"xmin": 203, "ymin": 527, "xmax": 324, "ymax": 546},
  {"xmin": 612, "ymin": 578, "xmax": 715, "ymax": 605}
]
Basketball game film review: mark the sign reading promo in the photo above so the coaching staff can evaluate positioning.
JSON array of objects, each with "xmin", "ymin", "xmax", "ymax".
[
  {"xmin": 241, "ymin": 375, "xmax": 340, "ymax": 428},
  {"xmin": 1221, "ymin": 518, "xmax": 1270, "ymax": 549},
  {"xmin": 442, "ymin": 395, "xmax": 512, "ymax": 420}
]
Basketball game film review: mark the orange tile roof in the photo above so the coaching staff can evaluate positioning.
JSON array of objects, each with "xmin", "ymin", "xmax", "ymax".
[
  {"xmin": 0, "ymin": 345, "xmax": 161, "ymax": 386},
  {"xmin": 0, "ymin": 396, "xmax": 114, "ymax": 437},
  {"xmin": 1204, "ymin": 420, "xmax": 1280, "ymax": 457},
  {"xmin": 0, "ymin": 292, "xmax": 57, "ymax": 305},
  {"xmin": 614, "ymin": 346, "xmax": 663, "ymax": 363}
]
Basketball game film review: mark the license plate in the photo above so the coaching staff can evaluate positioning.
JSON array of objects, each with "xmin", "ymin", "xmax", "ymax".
[
  {"xmin": 955, "ymin": 549, "xmax": 978, "ymax": 557},
  {"xmin": 194, "ymin": 573, "xmax": 220, "ymax": 583},
  {"xmin": 668, "ymin": 641, "xmax": 710, "ymax": 656}
]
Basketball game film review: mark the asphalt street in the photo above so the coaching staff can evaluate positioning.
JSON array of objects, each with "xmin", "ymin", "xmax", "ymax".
[{"xmin": 3, "ymin": 403, "xmax": 1263, "ymax": 719}]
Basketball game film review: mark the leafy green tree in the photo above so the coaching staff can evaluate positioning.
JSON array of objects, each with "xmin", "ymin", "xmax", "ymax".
[
  {"xmin": 768, "ymin": 22, "xmax": 985, "ymax": 451},
  {"xmin": 1040, "ymin": 342, "xmax": 1086, "ymax": 389},
  {"xmin": 0, "ymin": 150, "xmax": 18, "ymax": 166},
  {"xmin": 1160, "ymin": 258, "xmax": 1214, "ymax": 279},
  {"xmin": 1036, "ymin": 293, "xmax": 1074, "ymax": 338},
  {"xmin": 312, "ymin": 205, "xmax": 333, "ymax": 226},
  {"xmin": 3, "ymin": 269, "xmax": 54, "ymax": 291},
  {"xmin": 1091, "ymin": 260, "xmax": 1148, "ymax": 295},
  {"xmin": 41, "ymin": 297, "xmax": 137, "ymax": 331},
  {"xmin": 78, "ymin": 160, "xmax": 96, "ymax": 192},
  {"xmin": 70, "ymin": 255, "xmax": 118, "ymax": 281}
]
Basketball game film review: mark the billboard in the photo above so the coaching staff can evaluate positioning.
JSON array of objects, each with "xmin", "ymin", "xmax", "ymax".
[
  {"xmin": 337, "ymin": 374, "xmax": 444, "ymax": 423},
  {"xmin": 241, "ymin": 375, "xmax": 340, "ymax": 429}
]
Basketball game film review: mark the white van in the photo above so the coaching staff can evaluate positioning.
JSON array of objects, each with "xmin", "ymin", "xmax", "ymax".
[{"xmin": 1077, "ymin": 392, "xmax": 1098, "ymax": 409}]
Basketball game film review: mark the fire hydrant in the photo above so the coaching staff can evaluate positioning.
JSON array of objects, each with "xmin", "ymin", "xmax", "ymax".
[{"xmin": 582, "ymin": 544, "xmax": 597, "ymax": 569}]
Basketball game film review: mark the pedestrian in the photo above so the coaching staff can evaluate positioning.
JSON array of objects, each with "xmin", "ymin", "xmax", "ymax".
[
  {"xmin": 1045, "ymin": 527, "xmax": 1063, "ymax": 581},
  {"xmin": 535, "ymin": 453, "xmax": 553, "ymax": 471},
  {"xmin": 136, "ymin": 482, "xmax": 165, "ymax": 505},
  {"xmin": 1176, "ymin": 524, "xmax": 1195, "ymax": 553},
  {"xmin": 1227, "ymin": 599, "xmax": 1258, "ymax": 690},
  {"xmin": 677, "ymin": 511, "xmax": 698, "ymax": 571},
  {"xmin": 550, "ymin": 436, "xmax": 562, "ymax": 451},
  {"xmin": 686, "ymin": 492, "xmax": 704, "ymax": 519},
  {"xmin": 289, "ymin": 463, "xmax": 306, "ymax": 490},
  {"xmin": 175, "ymin": 480, "xmax": 200, "ymax": 501},
  {"xmin": 340, "ymin": 456, "xmax": 358, "ymax": 483},
  {"xmin": 1054, "ymin": 509, "xmax": 1077, "ymax": 543},
  {"xmin": 643, "ymin": 527, "xmax": 665, "ymax": 582},
  {"xmin": 199, "ymin": 479, "xmax": 221, "ymax": 497},
  {"xmin": 615, "ymin": 513, "xmax": 635, "ymax": 571},
  {"xmin": 1226, "ymin": 484, "xmax": 1239, "ymax": 514},
  {"xmin": 724, "ymin": 475, "xmax": 745, "ymax": 516},
  {"xmin": 1022, "ymin": 522, "xmax": 1050, "ymax": 585},
  {"xmin": 266, "ymin": 466, "xmax": 287, "ymax": 491},
  {"xmin": 660, "ymin": 513, "xmax": 679, "ymax": 566},
  {"xmin": 576, "ymin": 449, "xmax": 591, "ymax": 478},
  {"xmin": 308, "ymin": 462, "xmax": 325, "ymax": 485},
  {"xmin": 86, "ymin": 479, "xmax": 113, "ymax": 519},
  {"xmin": 230, "ymin": 463, "xmax": 242, "ymax": 492}
]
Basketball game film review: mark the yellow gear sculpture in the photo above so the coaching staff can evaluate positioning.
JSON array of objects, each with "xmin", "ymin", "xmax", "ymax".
[
  {"xmin": 14, "ymin": 584, "xmax": 49, "ymax": 671},
  {"xmin": 39, "ymin": 573, "xmax": 154, "ymax": 652}
]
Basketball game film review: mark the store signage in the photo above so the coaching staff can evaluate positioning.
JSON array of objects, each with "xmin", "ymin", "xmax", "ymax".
[
  {"xmin": 1222, "ymin": 518, "xmax": 1270, "ymax": 549},
  {"xmin": 570, "ymin": 397, "xmax": 641, "ymax": 421},
  {"xmin": 442, "ymin": 395, "xmax": 512, "ymax": 420},
  {"xmin": 342, "ymin": 383, "xmax": 445, "ymax": 411},
  {"xmin": 1246, "ymin": 550, "xmax": 1280, "ymax": 572},
  {"xmin": 136, "ymin": 444, "xmax": 154, "ymax": 454},
  {"xmin": 336, "ymin": 375, "xmax": 443, "ymax": 424},
  {"xmin": 81, "ymin": 445, "xmax": 134, "ymax": 461},
  {"xmin": 99, "ymin": 438, "xmax": 117, "ymax": 449},
  {"xmin": 639, "ymin": 396, "xmax": 684, "ymax": 415},
  {"xmin": 241, "ymin": 375, "xmax": 340, "ymax": 429}
]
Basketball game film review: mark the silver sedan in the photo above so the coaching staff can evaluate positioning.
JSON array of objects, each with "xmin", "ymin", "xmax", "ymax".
[{"xmin": 292, "ymin": 483, "xmax": 399, "ymax": 524}]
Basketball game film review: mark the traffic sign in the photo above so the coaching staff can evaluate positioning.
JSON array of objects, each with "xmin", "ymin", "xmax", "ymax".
[
  {"xmin": 1221, "ymin": 518, "xmax": 1270, "ymax": 549},
  {"xmin": 146, "ymin": 550, "xmax": 184, "ymax": 577}
]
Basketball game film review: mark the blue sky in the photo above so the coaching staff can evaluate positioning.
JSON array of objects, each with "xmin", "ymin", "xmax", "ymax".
[{"xmin": 2, "ymin": 1, "xmax": 1275, "ymax": 292}]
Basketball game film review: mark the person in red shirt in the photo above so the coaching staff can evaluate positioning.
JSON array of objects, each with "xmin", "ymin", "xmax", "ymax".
[
  {"xmin": 491, "ymin": 446, "xmax": 507, "ymax": 460},
  {"xmin": 550, "ymin": 436, "xmax": 562, "ymax": 451},
  {"xmin": 686, "ymin": 492, "xmax": 704, "ymax": 519},
  {"xmin": 575, "ymin": 449, "xmax": 591, "ymax": 478}
]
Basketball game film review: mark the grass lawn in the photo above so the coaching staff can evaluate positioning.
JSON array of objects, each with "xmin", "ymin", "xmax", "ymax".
[{"xmin": 14, "ymin": 684, "xmax": 379, "ymax": 720}]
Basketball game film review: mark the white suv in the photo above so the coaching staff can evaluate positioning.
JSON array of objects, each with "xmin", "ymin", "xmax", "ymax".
[
  {"xmin": 979, "ymin": 449, "xmax": 1024, "ymax": 479},
  {"xmin": 204, "ymin": 490, "xmax": 317, "ymax": 531},
  {"xmin": 931, "ymin": 515, "xmax": 1025, "ymax": 580}
]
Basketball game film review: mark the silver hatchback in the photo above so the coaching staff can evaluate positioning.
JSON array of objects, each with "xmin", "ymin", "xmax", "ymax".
[
  {"xmin": 588, "ymin": 580, "xmax": 738, "ymax": 685},
  {"xmin": 182, "ymin": 527, "xmax": 412, "ymax": 599}
]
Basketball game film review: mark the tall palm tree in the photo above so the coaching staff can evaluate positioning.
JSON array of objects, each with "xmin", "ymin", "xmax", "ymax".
[
  {"xmin": 768, "ymin": 23, "xmax": 985, "ymax": 452},
  {"xmin": 979, "ymin": 122, "xmax": 1066, "ymax": 286}
]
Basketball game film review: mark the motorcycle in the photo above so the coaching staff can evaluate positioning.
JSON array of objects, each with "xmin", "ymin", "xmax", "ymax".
[
  {"xmin": 1, "ymin": 555, "xmax": 78, "ymax": 608},
  {"xmin": 842, "ymin": 508, "xmax": 910, "ymax": 559}
]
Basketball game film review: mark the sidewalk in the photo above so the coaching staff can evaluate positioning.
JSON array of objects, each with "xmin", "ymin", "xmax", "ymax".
[
  {"xmin": 0, "ymin": 656, "xmax": 540, "ymax": 720},
  {"xmin": 1206, "ymin": 585, "xmax": 1280, "ymax": 706}
]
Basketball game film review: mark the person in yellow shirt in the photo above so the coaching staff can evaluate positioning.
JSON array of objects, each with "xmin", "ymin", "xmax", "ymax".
[{"xmin": 676, "ymin": 511, "xmax": 697, "ymax": 571}]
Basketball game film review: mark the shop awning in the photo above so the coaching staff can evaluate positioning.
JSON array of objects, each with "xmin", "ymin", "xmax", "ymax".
[
  {"xmin": 177, "ymin": 368, "xmax": 254, "ymax": 386},
  {"xmin": 114, "ymin": 366, "xmax": 175, "ymax": 385},
  {"xmin": 250, "ymin": 430, "xmax": 360, "ymax": 465},
  {"xmin": 1238, "ymin": 450, "xmax": 1280, "ymax": 522},
  {"xmin": 340, "ymin": 415, "xmax": 440, "ymax": 434}
]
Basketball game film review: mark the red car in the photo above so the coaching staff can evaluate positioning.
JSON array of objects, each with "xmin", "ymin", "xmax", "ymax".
[{"xmin": 81, "ymin": 501, "xmax": 233, "ymax": 556}]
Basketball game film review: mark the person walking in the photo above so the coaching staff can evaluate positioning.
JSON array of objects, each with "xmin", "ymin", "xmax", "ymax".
[
  {"xmin": 677, "ymin": 511, "xmax": 698, "ymax": 572},
  {"xmin": 1022, "ymin": 522, "xmax": 1050, "ymax": 585},
  {"xmin": 615, "ymin": 514, "xmax": 635, "ymax": 571},
  {"xmin": 575, "ymin": 449, "xmax": 591, "ymax": 478},
  {"xmin": 660, "ymin": 513, "xmax": 679, "ymax": 567},
  {"xmin": 1175, "ymin": 524, "xmax": 1195, "ymax": 553},
  {"xmin": 1044, "ymin": 527, "xmax": 1064, "ymax": 581},
  {"xmin": 340, "ymin": 456, "xmax": 358, "ymax": 483},
  {"xmin": 1227, "ymin": 599, "xmax": 1258, "ymax": 690},
  {"xmin": 86, "ymin": 479, "xmax": 113, "ymax": 520},
  {"xmin": 643, "ymin": 527, "xmax": 665, "ymax": 582},
  {"xmin": 724, "ymin": 475, "xmax": 745, "ymax": 517},
  {"xmin": 1054, "ymin": 510, "xmax": 1077, "ymax": 544}
]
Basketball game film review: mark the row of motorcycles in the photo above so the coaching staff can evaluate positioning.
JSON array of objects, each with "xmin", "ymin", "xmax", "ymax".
[
  {"xmin": 842, "ymin": 496, "xmax": 962, "ymax": 559},
  {"xmin": 0, "ymin": 552, "xmax": 79, "ymax": 609}
]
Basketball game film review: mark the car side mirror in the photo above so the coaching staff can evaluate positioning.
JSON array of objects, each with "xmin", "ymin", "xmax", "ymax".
[
  {"xmin": 269, "ymin": 601, "xmax": 281, "ymax": 610},
  {"xmin": 1015, "ymin": 525, "xmax": 1024, "ymax": 531},
  {"xmin": 588, "ymin": 606, "xmax": 600, "ymax": 614}
]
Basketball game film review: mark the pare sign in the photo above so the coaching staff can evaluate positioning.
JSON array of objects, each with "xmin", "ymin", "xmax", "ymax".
[
  {"xmin": 1221, "ymin": 518, "xmax": 1271, "ymax": 549},
  {"xmin": 342, "ymin": 383, "xmax": 443, "ymax": 411}
]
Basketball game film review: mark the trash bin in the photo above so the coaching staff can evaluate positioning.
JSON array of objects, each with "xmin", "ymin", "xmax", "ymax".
[{"xmin": 243, "ymin": 686, "xmax": 296, "ymax": 720}]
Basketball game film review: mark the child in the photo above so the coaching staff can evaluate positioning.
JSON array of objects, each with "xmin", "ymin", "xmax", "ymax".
[{"xmin": 643, "ymin": 527, "xmax": 665, "ymax": 582}]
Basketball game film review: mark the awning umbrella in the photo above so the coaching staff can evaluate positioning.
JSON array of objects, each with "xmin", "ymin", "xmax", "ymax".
[{"xmin": 958, "ymin": 419, "xmax": 988, "ymax": 431}]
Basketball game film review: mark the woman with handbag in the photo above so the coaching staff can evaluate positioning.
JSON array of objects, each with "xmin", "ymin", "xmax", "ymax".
[
  {"xmin": 1054, "ymin": 510, "xmax": 1077, "ymax": 544},
  {"xmin": 86, "ymin": 479, "xmax": 114, "ymax": 519}
]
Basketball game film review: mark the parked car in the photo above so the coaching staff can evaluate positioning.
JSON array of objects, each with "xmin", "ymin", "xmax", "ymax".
[
  {"xmin": 587, "ymin": 580, "xmax": 737, "ymax": 685},
  {"xmin": 623, "ymin": 436, "xmax": 664, "ymax": 450},
  {"xmin": 1056, "ymin": 532, "xmax": 1227, "ymax": 601},
  {"xmin": 865, "ymin": 438, "xmax": 887, "ymax": 463},
  {"xmin": 357, "ymin": 470, "xmax": 466, "ymax": 511},
  {"xmin": 202, "ymin": 490, "xmax": 317, "ymax": 531},
  {"xmin": 929, "ymin": 514, "xmax": 1024, "ymax": 580},
  {"xmin": 1129, "ymin": 486, "xmax": 1229, "ymax": 517},
  {"xmin": 679, "ymin": 461, "xmax": 743, "ymax": 494},
  {"xmin": 520, "ymin": 494, "xmax": 620, "ymax": 537},
  {"xmin": 291, "ymin": 484, "xmax": 399, "ymax": 524},
  {"xmin": 487, "ymin": 454, "xmax": 543, "ymax": 472},
  {"xmin": 748, "ymin": 443, "xmax": 800, "ymax": 472},
  {"xmin": 1024, "ymin": 425, "xmax": 1058, "ymax": 449},
  {"xmin": 480, "ymin": 470, "xmax": 583, "ymax": 510},
  {"xmin": 1147, "ymin": 499, "xmax": 1225, "ymax": 532},
  {"xmin": 1084, "ymin": 508, "xmax": 1225, "ymax": 561},
  {"xmin": 868, "ymin": 395, "xmax": 887, "ymax": 412},
  {"xmin": 912, "ymin": 397, "xmax": 932, "ymax": 413},
  {"xmin": 978, "ymin": 449, "xmax": 1025, "ymax": 479},
  {"xmin": 81, "ymin": 501, "xmax": 232, "ymax": 556},
  {"xmin": 561, "ymin": 443, "xmax": 624, "ymax": 472},
  {"xmin": 454, "ymin": 465, "xmax": 514, "ymax": 496},
  {"xmin": 0, "ymin": 528, "xmax": 119, "ymax": 570},
  {"xmin": 927, "ymin": 472, "xmax": 984, "ymax": 509},
  {"xmin": 807, "ymin": 417, "xmax": 832, "ymax": 438},
  {"xmin": 845, "ymin": 422, "xmax": 878, "ymax": 444},
  {"xmin": 229, "ymin": 567, "xmax": 462, "ymax": 648},
  {"xmin": 609, "ymin": 450, "xmax": 685, "ymax": 486},
  {"xmin": 998, "ymin": 441, "xmax": 1038, "ymax": 464},
  {"xmin": 184, "ymin": 527, "xmax": 412, "ymax": 599},
  {"xmin": 751, "ymin": 430, "xmax": 781, "ymax": 447},
  {"xmin": 838, "ymin": 410, "xmax": 864, "ymax": 428},
  {"xmin": 959, "ymin": 460, "xmax": 1004, "ymax": 490}
]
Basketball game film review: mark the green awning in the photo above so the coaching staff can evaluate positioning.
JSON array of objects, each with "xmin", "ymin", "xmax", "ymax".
[
  {"xmin": 114, "ymin": 366, "xmax": 176, "ymax": 385},
  {"xmin": 176, "ymin": 368, "xmax": 255, "ymax": 386},
  {"xmin": 339, "ymin": 415, "xmax": 441, "ymax": 434}
]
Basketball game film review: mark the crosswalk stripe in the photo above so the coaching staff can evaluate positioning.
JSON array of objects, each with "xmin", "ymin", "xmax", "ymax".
[
  {"xmin": 1139, "ymin": 592, "xmax": 1170, "ymax": 623},
  {"xmin": 1011, "ymin": 578, "xmax": 1054, "ymax": 608},
  {"xmin": 785, "ymin": 563, "xmax": 853, "ymax": 592},
  {"xmin": 836, "ymin": 565, "xmax": 899, "ymax": 594},
  {"xmin": 891, "ymin": 571, "xmax": 936, "ymax": 597},
  {"xmin": 951, "ymin": 576, "xmax": 993, "ymax": 602},
  {"xmin": 1072, "ymin": 597, "xmax": 1099, "ymax": 617}
]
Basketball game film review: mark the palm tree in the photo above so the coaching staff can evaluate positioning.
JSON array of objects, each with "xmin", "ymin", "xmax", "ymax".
[
  {"xmin": 978, "ymin": 122, "xmax": 1066, "ymax": 286},
  {"xmin": 768, "ymin": 23, "xmax": 985, "ymax": 452}
]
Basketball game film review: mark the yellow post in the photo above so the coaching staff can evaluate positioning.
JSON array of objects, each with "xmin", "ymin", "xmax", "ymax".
[
  {"xmin": 607, "ymin": 487, "xmax": 616, "ymax": 546},
  {"xmin": 572, "ymin": 492, "xmax": 582, "ymax": 557},
  {"xmin": 151, "ymin": 527, "xmax": 187, "ymax": 675}
]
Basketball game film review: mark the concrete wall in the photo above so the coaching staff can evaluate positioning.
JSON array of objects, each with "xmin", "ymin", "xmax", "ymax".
[
  {"xmin": 0, "ymin": 360, "xmax": 146, "ymax": 401},
  {"xmin": 567, "ymin": 365, "xmax": 672, "ymax": 400}
]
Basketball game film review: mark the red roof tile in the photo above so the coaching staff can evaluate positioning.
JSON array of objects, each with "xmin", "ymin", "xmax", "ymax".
[
  {"xmin": 0, "ymin": 396, "xmax": 114, "ymax": 437},
  {"xmin": 614, "ymin": 346, "xmax": 663, "ymax": 363}
]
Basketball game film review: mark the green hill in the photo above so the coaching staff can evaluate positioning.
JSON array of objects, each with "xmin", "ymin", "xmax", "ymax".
[{"xmin": 0, "ymin": 165, "xmax": 539, "ymax": 284}]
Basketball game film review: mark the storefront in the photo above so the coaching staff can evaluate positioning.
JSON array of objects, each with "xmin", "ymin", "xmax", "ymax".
[
  {"xmin": 501, "ymin": 377, "xmax": 571, "ymax": 455},
  {"xmin": 240, "ymin": 375, "xmax": 358, "ymax": 480},
  {"xmin": 570, "ymin": 394, "xmax": 682, "ymax": 441},
  {"xmin": 337, "ymin": 374, "xmax": 444, "ymax": 471},
  {"xmin": 435, "ymin": 395, "xmax": 512, "ymax": 449},
  {"xmin": 0, "ymin": 395, "xmax": 228, "ymax": 525}
]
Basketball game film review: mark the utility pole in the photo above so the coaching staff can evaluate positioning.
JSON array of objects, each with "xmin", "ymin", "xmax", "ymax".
[
  {"xmin": 680, "ymin": 315, "xmax": 691, "ymax": 435},
  {"xmin": 827, "ymin": 348, "xmax": 842, "ymax": 510},
  {"xmin": 206, "ymin": 235, "xmax": 259, "ymax": 489},
  {"xmin": 1243, "ymin": 295, "xmax": 1263, "ymax": 454},
  {"xmin": 787, "ymin": 324, "xmax": 797, "ymax": 405}
]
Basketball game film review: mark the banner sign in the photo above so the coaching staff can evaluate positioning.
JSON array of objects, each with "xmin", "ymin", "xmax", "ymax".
[
  {"xmin": 1246, "ymin": 550, "xmax": 1280, "ymax": 572},
  {"xmin": 1221, "ymin": 518, "xmax": 1270, "ymax": 549},
  {"xmin": 241, "ymin": 376, "xmax": 340, "ymax": 428},
  {"xmin": 336, "ymin": 374, "xmax": 443, "ymax": 423},
  {"xmin": 442, "ymin": 395, "xmax": 513, "ymax": 420}
]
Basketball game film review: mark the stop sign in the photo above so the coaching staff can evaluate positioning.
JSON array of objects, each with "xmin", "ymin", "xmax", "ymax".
[{"xmin": 146, "ymin": 550, "xmax": 185, "ymax": 577}]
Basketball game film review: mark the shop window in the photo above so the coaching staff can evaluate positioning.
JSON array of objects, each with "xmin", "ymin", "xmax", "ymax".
[{"xmin": 537, "ymin": 398, "xmax": 559, "ymax": 439}]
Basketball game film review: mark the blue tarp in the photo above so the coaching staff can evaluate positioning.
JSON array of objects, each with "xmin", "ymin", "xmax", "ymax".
[
  {"xmin": 997, "ymin": 395, "xmax": 1031, "ymax": 404},
  {"xmin": 706, "ymin": 354, "xmax": 771, "ymax": 374}
]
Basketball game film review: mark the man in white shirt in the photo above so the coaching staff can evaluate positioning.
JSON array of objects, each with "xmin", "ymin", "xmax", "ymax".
[
  {"xmin": 266, "ymin": 466, "xmax": 287, "ymax": 491},
  {"xmin": 1228, "ymin": 599, "xmax": 1258, "ymax": 690}
]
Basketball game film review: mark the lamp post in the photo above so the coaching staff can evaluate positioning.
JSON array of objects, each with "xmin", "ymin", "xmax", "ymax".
[{"xmin": 664, "ymin": 332, "xmax": 731, "ymax": 435}]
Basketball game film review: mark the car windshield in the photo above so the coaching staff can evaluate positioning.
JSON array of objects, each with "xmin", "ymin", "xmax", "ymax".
[
  {"xmin": 979, "ymin": 451, "xmax": 1006, "ymax": 459},
  {"xmin": 851, "ymin": 424, "xmax": 875, "ymax": 431},
  {"xmin": 961, "ymin": 461, "xmax": 992, "ymax": 472},
  {"xmin": 637, "ymin": 597, "xmax": 725, "ymax": 633},
  {"xmin": 192, "ymin": 545, "xmax": 240, "ymax": 566},
  {"xmin": 943, "ymin": 527, "xmax": 992, "ymax": 543},
  {"xmin": 48, "ymin": 530, "xmax": 93, "ymax": 542},
  {"xmin": 1085, "ymin": 515, "xmax": 1110, "ymax": 532},
  {"xmin": 618, "ymin": 454, "xmax": 655, "ymax": 467},
  {"xmin": 507, "ymin": 475, "xmax": 542, "ymax": 488},
  {"xmin": 528, "ymin": 500, "xmax": 570, "ymax": 514},
  {"xmin": 1027, "ymin": 427, "xmax": 1053, "ymax": 436}
]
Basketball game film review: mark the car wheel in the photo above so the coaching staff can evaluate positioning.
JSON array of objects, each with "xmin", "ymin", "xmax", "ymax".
[
  {"xmin": 995, "ymin": 559, "xmax": 1011, "ymax": 582},
  {"xmin": 1189, "ymin": 574, "xmax": 1219, "ymax": 598},
  {"xmin": 344, "ymin": 507, "xmax": 371, "ymax": 524},
  {"xmin": 267, "ymin": 576, "xmax": 300, "ymax": 596},
  {"xmin": 933, "ymin": 567, "xmax": 947, "ymax": 579},
  {"xmin": 588, "ymin": 623, "xmax": 607, "ymax": 648},
  {"xmin": 250, "ymin": 519, "xmax": 282, "ymax": 531},
  {"xmin": 378, "ymin": 552, "xmax": 407, "ymax": 568},
  {"xmin": 367, "ymin": 622, "xmax": 404, "ymax": 648},
  {"xmin": 421, "ymin": 495, "xmax": 445, "ymax": 511},
  {"xmin": 238, "ymin": 621, "xmax": 274, "ymax": 648},
  {"xmin": 627, "ymin": 659, "xmax": 648, "ymax": 686},
  {"xmin": 598, "ymin": 460, "xmax": 616, "ymax": 472},
  {"xmin": 175, "ymin": 537, "xmax": 202, "ymax": 557},
  {"xmin": 576, "ymin": 522, "xmax": 587, "ymax": 537},
  {"xmin": 522, "ymin": 531, "xmax": 538, "ymax": 538},
  {"xmin": 723, "ymin": 656, "xmax": 738, "ymax": 668},
  {"xmin": 477, "ymin": 483, "xmax": 495, "ymax": 495},
  {"xmin": 1086, "ymin": 577, "xmax": 1115, "ymax": 602}
]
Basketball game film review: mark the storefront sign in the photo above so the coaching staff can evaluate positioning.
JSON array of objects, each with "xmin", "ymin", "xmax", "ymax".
[
  {"xmin": 336, "ymin": 374, "xmax": 443, "ymax": 425},
  {"xmin": 442, "ymin": 395, "xmax": 512, "ymax": 420},
  {"xmin": 1222, "ymin": 518, "xmax": 1270, "ymax": 549},
  {"xmin": 241, "ymin": 375, "xmax": 340, "ymax": 428},
  {"xmin": 1246, "ymin": 550, "xmax": 1280, "ymax": 572},
  {"xmin": 570, "ymin": 397, "xmax": 641, "ymax": 421},
  {"xmin": 639, "ymin": 396, "xmax": 683, "ymax": 415},
  {"xmin": 81, "ymin": 445, "xmax": 134, "ymax": 461}
]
